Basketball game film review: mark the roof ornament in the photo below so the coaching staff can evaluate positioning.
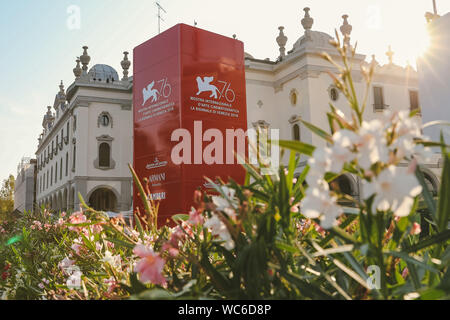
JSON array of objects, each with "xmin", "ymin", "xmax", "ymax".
[
  {"xmin": 121, "ymin": 51, "xmax": 131, "ymax": 81},
  {"xmin": 386, "ymin": 45, "xmax": 394, "ymax": 65},
  {"xmin": 301, "ymin": 7, "xmax": 314, "ymax": 41},
  {"xmin": 340, "ymin": 14, "xmax": 352, "ymax": 47},
  {"xmin": 80, "ymin": 46, "xmax": 91, "ymax": 77},
  {"xmin": 371, "ymin": 54, "xmax": 379, "ymax": 67},
  {"xmin": 73, "ymin": 57, "xmax": 82, "ymax": 79},
  {"xmin": 276, "ymin": 26, "xmax": 288, "ymax": 59},
  {"xmin": 59, "ymin": 80, "xmax": 65, "ymax": 94}
]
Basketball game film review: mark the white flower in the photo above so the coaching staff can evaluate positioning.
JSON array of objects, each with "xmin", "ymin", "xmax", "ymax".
[
  {"xmin": 355, "ymin": 120, "xmax": 389, "ymax": 170},
  {"xmin": 333, "ymin": 129, "xmax": 359, "ymax": 149},
  {"xmin": 204, "ymin": 214, "xmax": 235, "ymax": 250},
  {"xmin": 58, "ymin": 257, "xmax": 75, "ymax": 271},
  {"xmin": 391, "ymin": 135, "xmax": 416, "ymax": 160},
  {"xmin": 394, "ymin": 111, "xmax": 421, "ymax": 139},
  {"xmin": 308, "ymin": 147, "xmax": 332, "ymax": 174},
  {"xmin": 362, "ymin": 166, "xmax": 422, "ymax": 217},
  {"xmin": 329, "ymin": 144, "xmax": 357, "ymax": 173},
  {"xmin": 301, "ymin": 188, "xmax": 343, "ymax": 229},
  {"xmin": 413, "ymin": 144, "xmax": 434, "ymax": 163},
  {"xmin": 212, "ymin": 186, "xmax": 238, "ymax": 220},
  {"xmin": 101, "ymin": 251, "xmax": 122, "ymax": 268}
]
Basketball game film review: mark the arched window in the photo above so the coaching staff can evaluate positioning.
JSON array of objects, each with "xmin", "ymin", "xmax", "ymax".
[
  {"xmin": 293, "ymin": 124, "xmax": 301, "ymax": 141},
  {"xmin": 99, "ymin": 143, "xmax": 111, "ymax": 167}
]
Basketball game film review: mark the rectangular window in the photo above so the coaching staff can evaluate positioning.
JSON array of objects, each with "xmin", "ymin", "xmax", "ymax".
[
  {"xmin": 373, "ymin": 86, "xmax": 386, "ymax": 111},
  {"xmin": 66, "ymin": 152, "xmax": 69, "ymax": 176},
  {"xmin": 51, "ymin": 167, "xmax": 53, "ymax": 186},
  {"xmin": 60, "ymin": 157, "xmax": 63, "ymax": 180},
  {"xmin": 46, "ymin": 171, "xmax": 49, "ymax": 189},
  {"xmin": 55, "ymin": 163, "xmax": 58, "ymax": 183},
  {"xmin": 409, "ymin": 90, "xmax": 420, "ymax": 113}
]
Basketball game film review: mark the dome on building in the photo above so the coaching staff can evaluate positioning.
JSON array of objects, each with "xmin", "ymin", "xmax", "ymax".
[
  {"xmin": 292, "ymin": 31, "xmax": 334, "ymax": 52},
  {"xmin": 88, "ymin": 64, "xmax": 119, "ymax": 83},
  {"xmin": 244, "ymin": 52, "xmax": 254, "ymax": 59}
]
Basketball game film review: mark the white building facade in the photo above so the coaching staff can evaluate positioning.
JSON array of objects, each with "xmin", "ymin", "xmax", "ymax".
[
  {"xmin": 35, "ymin": 48, "xmax": 133, "ymax": 212},
  {"xmin": 14, "ymin": 157, "xmax": 36, "ymax": 213}
]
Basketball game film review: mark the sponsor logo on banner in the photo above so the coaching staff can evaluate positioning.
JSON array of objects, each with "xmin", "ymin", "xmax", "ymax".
[
  {"xmin": 138, "ymin": 77, "xmax": 174, "ymax": 122},
  {"xmin": 149, "ymin": 173, "xmax": 166, "ymax": 183},
  {"xmin": 191, "ymin": 75, "xmax": 239, "ymax": 119},
  {"xmin": 142, "ymin": 78, "xmax": 172, "ymax": 105},
  {"xmin": 146, "ymin": 157, "xmax": 168, "ymax": 170},
  {"xmin": 149, "ymin": 192, "xmax": 166, "ymax": 201},
  {"xmin": 149, "ymin": 173, "xmax": 166, "ymax": 187},
  {"xmin": 195, "ymin": 76, "xmax": 235, "ymax": 102}
]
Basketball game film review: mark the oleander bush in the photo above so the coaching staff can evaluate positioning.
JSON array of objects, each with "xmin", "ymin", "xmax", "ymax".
[{"xmin": 1, "ymin": 33, "xmax": 449, "ymax": 300}]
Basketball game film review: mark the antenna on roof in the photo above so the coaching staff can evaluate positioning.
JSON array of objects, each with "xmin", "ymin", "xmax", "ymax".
[
  {"xmin": 432, "ymin": 0, "xmax": 438, "ymax": 15},
  {"xmin": 156, "ymin": 2, "xmax": 167, "ymax": 34}
]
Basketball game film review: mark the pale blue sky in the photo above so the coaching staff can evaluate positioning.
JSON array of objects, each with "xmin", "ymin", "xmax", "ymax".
[{"xmin": 0, "ymin": 0, "xmax": 448, "ymax": 182}]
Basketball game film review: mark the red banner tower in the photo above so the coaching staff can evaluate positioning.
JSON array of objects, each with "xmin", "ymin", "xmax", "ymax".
[{"xmin": 133, "ymin": 24, "xmax": 247, "ymax": 225}]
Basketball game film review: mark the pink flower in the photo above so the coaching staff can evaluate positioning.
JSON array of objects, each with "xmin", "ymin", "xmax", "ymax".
[
  {"xmin": 188, "ymin": 209, "xmax": 204, "ymax": 226},
  {"xmin": 133, "ymin": 244, "xmax": 166, "ymax": 286},
  {"xmin": 91, "ymin": 224, "xmax": 103, "ymax": 234},
  {"xmin": 69, "ymin": 212, "xmax": 87, "ymax": 224},
  {"xmin": 71, "ymin": 243, "xmax": 82, "ymax": 255},
  {"xmin": 402, "ymin": 267, "xmax": 409, "ymax": 278},
  {"xmin": 104, "ymin": 277, "xmax": 118, "ymax": 294},
  {"xmin": 411, "ymin": 222, "xmax": 421, "ymax": 236},
  {"xmin": 106, "ymin": 241, "xmax": 115, "ymax": 249},
  {"xmin": 68, "ymin": 212, "xmax": 88, "ymax": 232}
]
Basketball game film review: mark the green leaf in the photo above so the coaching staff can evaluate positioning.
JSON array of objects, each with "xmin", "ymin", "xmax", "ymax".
[
  {"xmin": 134, "ymin": 214, "xmax": 145, "ymax": 239},
  {"xmin": 276, "ymin": 140, "xmax": 315, "ymax": 157},
  {"xmin": 275, "ymin": 242, "xmax": 299, "ymax": 254},
  {"xmin": 287, "ymin": 151, "xmax": 297, "ymax": 195},
  {"xmin": 403, "ymin": 230, "xmax": 450, "ymax": 253},
  {"xmin": 106, "ymin": 237, "xmax": 135, "ymax": 250},
  {"xmin": 131, "ymin": 289, "xmax": 175, "ymax": 300},
  {"xmin": 436, "ymin": 153, "xmax": 450, "ymax": 232},
  {"xmin": 385, "ymin": 251, "xmax": 439, "ymax": 274},
  {"xmin": 172, "ymin": 214, "xmax": 189, "ymax": 222},
  {"xmin": 300, "ymin": 119, "xmax": 333, "ymax": 144},
  {"xmin": 415, "ymin": 165, "xmax": 437, "ymax": 219}
]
